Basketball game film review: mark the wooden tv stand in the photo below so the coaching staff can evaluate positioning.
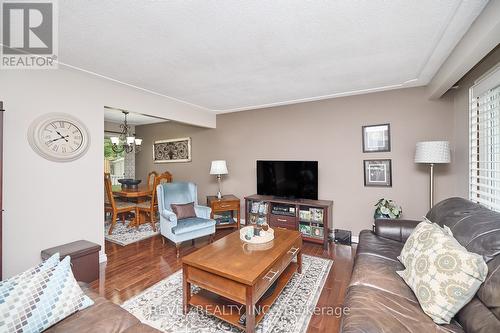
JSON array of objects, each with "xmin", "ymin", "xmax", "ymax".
[{"xmin": 244, "ymin": 194, "xmax": 333, "ymax": 249}]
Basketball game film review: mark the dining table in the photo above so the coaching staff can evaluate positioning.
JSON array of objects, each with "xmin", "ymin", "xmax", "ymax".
[
  {"xmin": 112, "ymin": 185, "xmax": 152, "ymax": 202},
  {"xmin": 112, "ymin": 185, "xmax": 153, "ymax": 227}
]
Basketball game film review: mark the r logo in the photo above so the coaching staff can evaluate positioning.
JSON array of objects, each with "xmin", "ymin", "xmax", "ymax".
[{"xmin": 2, "ymin": 2, "xmax": 53, "ymax": 55}]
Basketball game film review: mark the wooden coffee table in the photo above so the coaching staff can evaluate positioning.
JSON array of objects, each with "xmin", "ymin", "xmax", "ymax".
[{"xmin": 182, "ymin": 228, "xmax": 302, "ymax": 333}]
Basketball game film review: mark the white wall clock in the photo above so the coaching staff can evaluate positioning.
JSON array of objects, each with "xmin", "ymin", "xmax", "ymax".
[{"xmin": 28, "ymin": 113, "xmax": 91, "ymax": 162}]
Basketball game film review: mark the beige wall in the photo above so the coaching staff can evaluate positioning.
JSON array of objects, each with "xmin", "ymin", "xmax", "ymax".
[
  {"xmin": 0, "ymin": 67, "xmax": 214, "ymax": 278},
  {"xmin": 446, "ymin": 45, "xmax": 500, "ymax": 198},
  {"xmin": 136, "ymin": 87, "xmax": 457, "ymax": 237}
]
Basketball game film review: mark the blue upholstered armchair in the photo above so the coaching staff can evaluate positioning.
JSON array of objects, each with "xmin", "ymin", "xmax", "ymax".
[{"xmin": 157, "ymin": 182, "xmax": 216, "ymax": 258}]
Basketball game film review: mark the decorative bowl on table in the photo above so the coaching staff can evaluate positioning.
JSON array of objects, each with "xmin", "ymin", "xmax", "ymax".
[
  {"xmin": 240, "ymin": 226, "xmax": 274, "ymax": 244},
  {"xmin": 242, "ymin": 240, "xmax": 274, "ymax": 253},
  {"xmin": 118, "ymin": 179, "xmax": 142, "ymax": 190}
]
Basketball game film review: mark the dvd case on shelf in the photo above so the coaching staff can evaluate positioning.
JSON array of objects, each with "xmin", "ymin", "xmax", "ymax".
[
  {"xmin": 251, "ymin": 202, "xmax": 260, "ymax": 214},
  {"xmin": 311, "ymin": 225, "xmax": 324, "ymax": 238},
  {"xmin": 299, "ymin": 223, "xmax": 311, "ymax": 236},
  {"xmin": 250, "ymin": 201, "xmax": 268, "ymax": 215},
  {"xmin": 299, "ymin": 210, "xmax": 311, "ymax": 221},
  {"xmin": 310, "ymin": 208, "xmax": 324, "ymax": 223}
]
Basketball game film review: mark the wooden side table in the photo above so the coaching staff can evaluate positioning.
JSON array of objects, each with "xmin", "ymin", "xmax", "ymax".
[{"xmin": 207, "ymin": 194, "xmax": 241, "ymax": 229}]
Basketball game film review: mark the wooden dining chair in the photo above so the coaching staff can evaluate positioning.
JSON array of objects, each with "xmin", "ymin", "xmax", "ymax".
[
  {"xmin": 159, "ymin": 171, "xmax": 173, "ymax": 183},
  {"xmin": 104, "ymin": 173, "xmax": 138, "ymax": 235},
  {"xmin": 136, "ymin": 171, "xmax": 173, "ymax": 230},
  {"xmin": 147, "ymin": 171, "xmax": 158, "ymax": 191}
]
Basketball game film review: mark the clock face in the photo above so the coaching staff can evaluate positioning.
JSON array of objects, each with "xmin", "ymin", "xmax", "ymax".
[
  {"xmin": 28, "ymin": 113, "xmax": 90, "ymax": 162},
  {"xmin": 42, "ymin": 120, "xmax": 83, "ymax": 155}
]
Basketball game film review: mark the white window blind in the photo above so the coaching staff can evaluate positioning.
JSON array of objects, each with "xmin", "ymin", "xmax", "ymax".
[{"xmin": 469, "ymin": 66, "xmax": 500, "ymax": 211}]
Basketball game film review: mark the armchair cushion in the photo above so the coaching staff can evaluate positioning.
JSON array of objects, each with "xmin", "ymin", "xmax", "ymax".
[
  {"xmin": 171, "ymin": 202, "xmax": 196, "ymax": 220},
  {"xmin": 172, "ymin": 217, "xmax": 216, "ymax": 235}
]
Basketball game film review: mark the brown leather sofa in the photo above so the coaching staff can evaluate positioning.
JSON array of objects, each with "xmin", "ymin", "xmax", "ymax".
[
  {"xmin": 340, "ymin": 197, "xmax": 500, "ymax": 333},
  {"xmin": 44, "ymin": 284, "xmax": 160, "ymax": 332}
]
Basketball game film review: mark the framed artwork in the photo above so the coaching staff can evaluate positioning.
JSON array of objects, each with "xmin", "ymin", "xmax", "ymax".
[
  {"xmin": 364, "ymin": 159, "xmax": 392, "ymax": 187},
  {"xmin": 153, "ymin": 137, "xmax": 191, "ymax": 163},
  {"xmin": 362, "ymin": 123, "xmax": 390, "ymax": 152}
]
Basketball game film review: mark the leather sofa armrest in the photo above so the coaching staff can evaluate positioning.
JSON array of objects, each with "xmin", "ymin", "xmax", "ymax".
[{"xmin": 374, "ymin": 218, "xmax": 421, "ymax": 243}]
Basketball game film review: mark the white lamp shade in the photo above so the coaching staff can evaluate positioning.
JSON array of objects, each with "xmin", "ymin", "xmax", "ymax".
[
  {"xmin": 135, "ymin": 138, "xmax": 143, "ymax": 146},
  {"xmin": 210, "ymin": 160, "xmax": 228, "ymax": 175},
  {"xmin": 126, "ymin": 136, "xmax": 135, "ymax": 145},
  {"xmin": 415, "ymin": 141, "xmax": 451, "ymax": 164},
  {"xmin": 110, "ymin": 137, "xmax": 119, "ymax": 145}
]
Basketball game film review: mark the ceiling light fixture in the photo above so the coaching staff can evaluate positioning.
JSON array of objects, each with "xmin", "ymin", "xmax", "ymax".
[{"xmin": 110, "ymin": 111, "xmax": 142, "ymax": 154}]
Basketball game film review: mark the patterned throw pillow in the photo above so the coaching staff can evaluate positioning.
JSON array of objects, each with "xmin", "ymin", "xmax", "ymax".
[
  {"xmin": 0, "ymin": 253, "xmax": 60, "ymax": 302},
  {"xmin": 0, "ymin": 256, "xmax": 94, "ymax": 333},
  {"xmin": 397, "ymin": 223, "xmax": 488, "ymax": 324},
  {"xmin": 398, "ymin": 218, "xmax": 451, "ymax": 268}
]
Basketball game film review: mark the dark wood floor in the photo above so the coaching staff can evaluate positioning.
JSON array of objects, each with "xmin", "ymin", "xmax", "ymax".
[{"xmin": 90, "ymin": 230, "xmax": 356, "ymax": 333}]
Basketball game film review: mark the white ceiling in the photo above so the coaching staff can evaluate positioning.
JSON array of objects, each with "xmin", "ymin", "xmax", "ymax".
[
  {"xmin": 60, "ymin": 1, "xmax": 488, "ymax": 113},
  {"xmin": 104, "ymin": 108, "xmax": 169, "ymax": 125}
]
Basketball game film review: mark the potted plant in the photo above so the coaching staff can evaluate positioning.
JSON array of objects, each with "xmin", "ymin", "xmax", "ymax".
[{"xmin": 374, "ymin": 198, "xmax": 402, "ymax": 219}]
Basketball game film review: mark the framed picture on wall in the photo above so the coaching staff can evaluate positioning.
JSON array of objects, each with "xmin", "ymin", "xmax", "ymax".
[
  {"xmin": 362, "ymin": 123, "xmax": 390, "ymax": 152},
  {"xmin": 153, "ymin": 137, "xmax": 192, "ymax": 163},
  {"xmin": 364, "ymin": 159, "xmax": 392, "ymax": 187}
]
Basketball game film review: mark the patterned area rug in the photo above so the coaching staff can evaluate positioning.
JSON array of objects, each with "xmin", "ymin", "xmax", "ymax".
[
  {"xmin": 122, "ymin": 254, "xmax": 333, "ymax": 333},
  {"xmin": 104, "ymin": 220, "xmax": 160, "ymax": 246}
]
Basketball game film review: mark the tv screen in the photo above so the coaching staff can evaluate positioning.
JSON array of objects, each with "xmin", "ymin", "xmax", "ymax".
[{"xmin": 257, "ymin": 160, "xmax": 318, "ymax": 200}]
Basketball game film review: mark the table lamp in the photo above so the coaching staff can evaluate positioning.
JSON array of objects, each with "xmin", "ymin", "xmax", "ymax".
[
  {"xmin": 210, "ymin": 160, "xmax": 228, "ymax": 199},
  {"xmin": 414, "ymin": 141, "xmax": 450, "ymax": 209}
]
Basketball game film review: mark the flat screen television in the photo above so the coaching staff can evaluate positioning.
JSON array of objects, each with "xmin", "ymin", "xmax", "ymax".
[{"xmin": 257, "ymin": 160, "xmax": 318, "ymax": 200}]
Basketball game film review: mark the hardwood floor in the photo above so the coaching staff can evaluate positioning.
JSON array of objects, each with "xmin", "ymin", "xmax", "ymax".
[{"xmin": 89, "ymin": 230, "xmax": 356, "ymax": 333}]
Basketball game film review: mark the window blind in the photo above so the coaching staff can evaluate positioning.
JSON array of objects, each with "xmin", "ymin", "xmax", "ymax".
[{"xmin": 469, "ymin": 66, "xmax": 500, "ymax": 211}]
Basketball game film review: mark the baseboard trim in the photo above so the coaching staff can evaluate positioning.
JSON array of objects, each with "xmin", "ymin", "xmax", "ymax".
[{"xmin": 99, "ymin": 252, "xmax": 108, "ymax": 263}]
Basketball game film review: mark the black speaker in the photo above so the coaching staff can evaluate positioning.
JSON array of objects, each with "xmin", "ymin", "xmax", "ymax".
[{"xmin": 334, "ymin": 229, "xmax": 352, "ymax": 245}]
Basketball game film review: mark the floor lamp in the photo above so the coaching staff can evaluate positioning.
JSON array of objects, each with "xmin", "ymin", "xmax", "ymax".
[{"xmin": 414, "ymin": 141, "xmax": 451, "ymax": 209}]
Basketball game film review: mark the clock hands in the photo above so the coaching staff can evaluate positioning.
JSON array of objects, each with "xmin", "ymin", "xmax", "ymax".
[
  {"xmin": 55, "ymin": 131, "xmax": 69, "ymax": 142},
  {"xmin": 47, "ymin": 135, "xmax": 69, "ymax": 144}
]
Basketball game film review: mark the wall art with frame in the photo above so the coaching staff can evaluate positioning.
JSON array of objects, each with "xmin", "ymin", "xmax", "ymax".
[
  {"xmin": 362, "ymin": 123, "xmax": 390, "ymax": 152},
  {"xmin": 153, "ymin": 137, "xmax": 191, "ymax": 163},
  {"xmin": 364, "ymin": 159, "xmax": 392, "ymax": 187}
]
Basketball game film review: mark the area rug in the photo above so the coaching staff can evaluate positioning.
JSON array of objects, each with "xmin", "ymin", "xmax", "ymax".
[
  {"xmin": 104, "ymin": 220, "xmax": 160, "ymax": 246},
  {"xmin": 122, "ymin": 254, "xmax": 333, "ymax": 333}
]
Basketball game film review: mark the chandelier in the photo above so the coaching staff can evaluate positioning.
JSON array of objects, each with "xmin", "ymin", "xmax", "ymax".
[{"xmin": 110, "ymin": 111, "xmax": 142, "ymax": 154}]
